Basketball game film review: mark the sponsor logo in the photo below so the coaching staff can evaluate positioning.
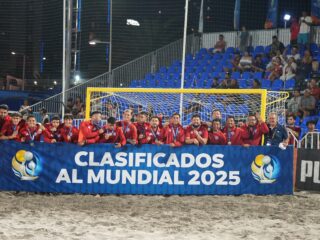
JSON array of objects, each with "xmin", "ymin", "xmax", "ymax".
[
  {"xmin": 251, "ymin": 154, "xmax": 280, "ymax": 183},
  {"xmin": 12, "ymin": 150, "xmax": 42, "ymax": 181}
]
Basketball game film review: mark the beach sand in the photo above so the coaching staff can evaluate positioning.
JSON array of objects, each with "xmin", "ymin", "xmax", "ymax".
[{"xmin": 0, "ymin": 191, "xmax": 319, "ymax": 240}]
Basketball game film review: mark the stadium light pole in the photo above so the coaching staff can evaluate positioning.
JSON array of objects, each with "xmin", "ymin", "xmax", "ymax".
[
  {"xmin": 11, "ymin": 51, "xmax": 26, "ymax": 90},
  {"xmin": 62, "ymin": 0, "xmax": 66, "ymax": 119},
  {"xmin": 179, "ymin": 0, "xmax": 189, "ymax": 118}
]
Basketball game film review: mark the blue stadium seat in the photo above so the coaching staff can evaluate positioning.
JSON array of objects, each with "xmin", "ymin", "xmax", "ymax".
[
  {"xmin": 271, "ymin": 79, "xmax": 283, "ymax": 91},
  {"xmin": 242, "ymin": 72, "xmax": 251, "ymax": 79},
  {"xmin": 238, "ymin": 79, "xmax": 247, "ymax": 89},
  {"xmin": 284, "ymin": 79, "xmax": 295, "ymax": 90},
  {"xmin": 231, "ymin": 71, "xmax": 241, "ymax": 79},
  {"xmin": 254, "ymin": 46, "xmax": 265, "ymax": 55},
  {"xmin": 264, "ymin": 45, "xmax": 271, "ymax": 55},
  {"xmin": 253, "ymin": 72, "xmax": 263, "ymax": 80},
  {"xmin": 261, "ymin": 79, "xmax": 271, "ymax": 89}
]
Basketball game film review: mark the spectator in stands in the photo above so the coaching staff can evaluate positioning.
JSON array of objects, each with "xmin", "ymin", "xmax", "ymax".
[
  {"xmin": 223, "ymin": 116, "xmax": 246, "ymax": 145},
  {"xmin": 251, "ymin": 55, "xmax": 265, "ymax": 72},
  {"xmin": 252, "ymin": 79, "xmax": 261, "ymax": 89},
  {"xmin": 296, "ymin": 50, "xmax": 313, "ymax": 89},
  {"xmin": 311, "ymin": 59, "xmax": 320, "ymax": 79},
  {"xmin": 162, "ymin": 113, "xmax": 185, "ymax": 147},
  {"xmin": 287, "ymin": 90, "xmax": 301, "ymax": 115},
  {"xmin": 146, "ymin": 116, "xmax": 164, "ymax": 145},
  {"xmin": 100, "ymin": 117, "xmax": 126, "ymax": 148},
  {"xmin": 19, "ymin": 99, "xmax": 32, "ymax": 118},
  {"xmin": 242, "ymin": 113, "xmax": 269, "ymax": 146},
  {"xmin": 40, "ymin": 108, "xmax": 50, "ymax": 125},
  {"xmin": 270, "ymin": 36, "xmax": 285, "ymax": 55},
  {"xmin": 264, "ymin": 112, "xmax": 289, "ymax": 147},
  {"xmin": 77, "ymin": 103, "xmax": 86, "ymax": 118},
  {"xmin": 0, "ymin": 112, "xmax": 24, "ymax": 141},
  {"xmin": 43, "ymin": 115, "xmax": 61, "ymax": 143},
  {"xmin": 116, "ymin": 109, "xmax": 138, "ymax": 145},
  {"xmin": 73, "ymin": 97, "xmax": 83, "ymax": 115},
  {"xmin": 220, "ymin": 72, "xmax": 236, "ymax": 88},
  {"xmin": 238, "ymin": 51, "xmax": 253, "ymax": 72},
  {"xmin": 0, "ymin": 104, "xmax": 10, "ymax": 131},
  {"xmin": 284, "ymin": 46, "xmax": 301, "ymax": 62},
  {"xmin": 19, "ymin": 115, "xmax": 43, "ymax": 144},
  {"xmin": 301, "ymin": 120, "xmax": 319, "ymax": 149},
  {"xmin": 211, "ymin": 77, "xmax": 220, "ymax": 88},
  {"xmin": 213, "ymin": 34, "xmax": 226, "ymax": 53},
  {"xmin": 267, "ymin": 57, "xmax": 283, "ymax": 81},
  {"xmin": 298, "ymin": 11, "xmax": 312, "ymax": 46},
  {"xmin": 286, "ymin": 114, "xmax": 301, "ymax": 145},
  {"xmin": 299, "ymin": 89, "xmax": 316, "ymax": 116},
  {"xmin": 78, "ymin": 111, "xmax": 105, "ymax": 145},
  {"xmin": 212, "ymin": 109, "xmax": 222, "ymax": 121},
  {"xmin": 290, "ymin": 17, "xmax": 300, "ymax": 45},
  {"xmin": 280, "ymin": 57, "xmax": 297, "ymax": 81},
  {"xmin": 231, "ymin": 53, "xmax": 241, "ymax": 72},
  {"xmin": 134, "ymin": 111, "xmax": 151, "ymax": 144},
  {"xmin": 185, "ymin": 114, "xmax": 208, "ymax": 145},
  {"xmin": 239, "ymin": 26, "xmax": 249, "ymax": 53},
  {"xmin": 105, "ymin": 101, "xmax": 117, "ymax": 118},
  {"xmin": 66, "ymin": 98, "xmax": 74, "ymax": 113},
  {"xmin": 308, "ymin": 78, "xmax": 320, "ymax": 101},
  {"xmin": 208, "ymin": 119, "xmax": 226, "ymax": 145},
  {"xmin": 59, "ymin": 114, "xmax": 79, "ymax": 144}
]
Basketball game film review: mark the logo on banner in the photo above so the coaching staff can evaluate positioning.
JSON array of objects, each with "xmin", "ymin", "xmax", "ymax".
[
  {"xmin": 251, "ymin": 154, "xmax": 280, "ymax": 183},
  {"xmin": 12, "ymin": 150, "xmax": 42, "ymax": 180}
]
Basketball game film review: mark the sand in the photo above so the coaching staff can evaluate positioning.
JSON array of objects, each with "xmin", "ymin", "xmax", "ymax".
[{"xmin": 0, "ymin": 191, "xmax": 319, "ymax": 240}]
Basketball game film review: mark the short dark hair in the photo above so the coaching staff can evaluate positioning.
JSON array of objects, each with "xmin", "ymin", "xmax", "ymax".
[
  {"xmin": 0, "ymin": 104, "xmax": 9, "ymax": 110},
  {"xmin": 150, "ymin": 116, "xmax": 160, "ymax": 121},
  {"xmin": 272, "ymin": 35, "xmax": 278, "ymax": 39},
  {"xmin": 51, "ymin": 115, "xmax": 60, "ymax": 121},
  {"xmin": 191, "ymin": 114, "xmax": 201, "ymax": 119},
  {"xmin": 11, "ymin": 112, "xmax": 22, "ymax": 118},
  {"xmin": 171, "ymin": 112, "xmax": 180, "ymax": 118},
  {"xmin": 138, "ymin": 111, "xmax": 148, "ymax": 117},
  {"xmin": 90, "ymin": 111, "xmax": 101, "ymax": 117},
  {"xmin": 27, "ymin": 115, "xmax": 36, "ymax": 120},
  {"xmin": 212, "ymin": 109, "xmax": 221, "ymax": 113},
  {"xmin": 286, "ymin": 114, "xmax": 296, "ymax": 120},
  {"xmin": 307, "ymin": 120, "xmax": 316, "ymax": 126},
  {"xmin": 40, "ymin": 108, "xmax": 47, "ymax": 114},
  {"xmin": 227, "ymin": 116, "xmax": 235, "ymax": 121},
  {"xmin": 212, "ymin": 118, "xmax": 221, "ymax": 123},
  {"xmin": 64, "ymin": 114, "xmax": 74, "ymax": 120},
  {"xmin": 107, "ymin": 117, "xmax": 116, "ymax": 125}
]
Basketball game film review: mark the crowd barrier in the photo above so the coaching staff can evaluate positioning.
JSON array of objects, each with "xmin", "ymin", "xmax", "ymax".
[{"xmin": 0, "ymin": 141, "xmax": 293, "ymax": 195}]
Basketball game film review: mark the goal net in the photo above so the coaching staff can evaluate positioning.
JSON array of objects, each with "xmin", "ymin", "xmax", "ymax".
[{"xmin": 86, "ymin": 88, "xmax": 289, "ymax": 126}]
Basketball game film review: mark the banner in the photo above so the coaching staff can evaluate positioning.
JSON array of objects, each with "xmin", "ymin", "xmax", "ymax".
[
  {"xmin": 296, "ymin": 149, "xmax": 320, "ymax": 191},
  {"xmin": 0, "ymin": 141, "xmax": 293, "ymax": 195},
  {"xmin": 311, "ymin": 0, "xmax": 320, "ymax": 25},
  {"xmin": 234, "ymin": 0, "xmax": 241, "ymax": 30},
  {"xmin": 264, "ymin": 0, "xmax": 278, "ymax": 29}
]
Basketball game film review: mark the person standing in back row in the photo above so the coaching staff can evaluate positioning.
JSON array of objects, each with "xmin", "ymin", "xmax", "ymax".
[{"xmin": 298, "ymin": 11, "xmax": 312, "ymax": 46}]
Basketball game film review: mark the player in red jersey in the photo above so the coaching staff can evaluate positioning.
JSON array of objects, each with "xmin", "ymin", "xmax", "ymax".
[
  {"xmin": 134, "ymin": 111, "xmax": 151, "ymax": 144},
  {"xmin": 43, "ymin": 115, "xmax": 61, "ymax": 143},
  {"xmin": 0, "ymin": 104, "xmax": 11, "ymax": 131},
  {"xmin": 18, "ymin": 115, "xmax": 43, "ymax": 143},
  {"xmin": 241, "ymin": 113, "xmax": 269, "ymax": 146},
  {"xmin": 185, "ymin": 114, "xmax": 208, "ymax": 145},
  {"xmin": 0, "ymin": 112, "xmax": 25, "ymax": 141},
  {"xmin": 78, "ymin": 111, "xmax": 105, "ymax": 145},
  {"xmin": 286, "ymin": 114, "xmax": 301, "ymax": 145},
  {"xmin": 146, "ymin": 116, "xmax": 164, "ymax": 145},
  {"xmin": 116, "ymin": 109, "xmax": 138, "ymax": 145},
  {"xmin": 223, "ymin": 116, "xmax": 246, "ymax": 145},
  {"xmin": 162, "ymin": 113, "xmax": 185, "ymax": 147},
  {"xmin": 59, "ymin": 114, "xmax": 79, "ymax": 143},
  {"xmin": 208, "ymin": 119, "xmax": 227, "ymax": 145},
  {"xmin": 100, "ymin": 117, "xmax": 126, "ymax": 148}
]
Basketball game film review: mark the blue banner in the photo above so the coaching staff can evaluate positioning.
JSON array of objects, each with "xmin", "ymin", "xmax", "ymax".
[
  {"xmin": 311, "ymin": 0, "xmax": 320, "ymax": 24},
  {"xmin": 0, "ymin": 141, "xmax": 293, "ymax": 195},
  {"xmin": 265, "ymin": 0, "xmax": 278, "ymax": 29},
  {"xmin": 234, "ymin": 0, "xmax": 240, "ymax": 30}
]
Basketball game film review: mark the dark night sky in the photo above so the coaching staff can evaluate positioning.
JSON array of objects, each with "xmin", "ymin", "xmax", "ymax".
[{"xmin": 0, "ymin": 0, "xmax": 311, "ymax": 82}]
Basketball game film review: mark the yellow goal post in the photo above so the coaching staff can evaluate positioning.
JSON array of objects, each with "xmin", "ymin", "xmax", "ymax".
[{"xmin": 85, "ymin": 87, "xmax": 289, "ymax": 126}]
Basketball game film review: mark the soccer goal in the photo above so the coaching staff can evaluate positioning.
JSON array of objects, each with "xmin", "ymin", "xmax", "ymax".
[{"xmin": 85, "ymin": 88, "xmax": 289, "ymax": 126}]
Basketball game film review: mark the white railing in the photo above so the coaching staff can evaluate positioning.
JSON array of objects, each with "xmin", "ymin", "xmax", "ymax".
[{"xmin": 298, "ymin": 132, "xmax": 320, "ymax": 150}]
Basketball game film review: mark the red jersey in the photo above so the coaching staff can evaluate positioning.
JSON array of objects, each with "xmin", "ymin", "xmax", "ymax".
[
  {"xmin": 0, "ymin": 115, "xmax": 11, "ymax": 132},
  {"xmin": 78, "ymin": 120, "xmax": 101, "ymax": 144},
  {"xmin": 59, "ymin": 125, "xmax": 79, "ymax": 143},
  {"xmin": 241, "ymin": 122, "xmax": 269, "ymax": 146},
  {"xmin": 223, "ymin": 126, "xmax": 246, "ymax": 145},
  {"xmin": 208, "ymin": 130, "xmax": 227, "ymax": 145},
  {"xmin": 0, "ymin": 119, "xmax": 25, "ymax": 140},
  {"xmin": 19, "ymin": 124, "xmax": 42, "ymax": 142},
  {"xmin": 162, "ymin": 124, "xmax": 185, "ymax": 147},
  {"xmin": 287, "ymin": 125, "xmax": 301, "ymax": 145},
  {"xmin": 99, "ymin": 126, "xmax": 126, "ymax": 146},
  {"xmin": 185, "ymin": 125, "xmax": 208, "ymax": 145},
  {"xmin": 146, "ymin": 126, "xmax": 164, "ymax": 144},
  {"xmin": 134, "ymin": 122, "xmax": 151, "ymax": 144},
  {"xmin": 116, "ymin": 121, "xmax": 138, "ymax": 143},
  {"xmin": 43, "ymin": 123, "xmax": 62, "ymax": 143},
  {"xmin": 290, "ymin": 21, "xmax": 299, "ymax": 41}
]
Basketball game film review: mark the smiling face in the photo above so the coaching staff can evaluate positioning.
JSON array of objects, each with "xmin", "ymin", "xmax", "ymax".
[
  {"xmin": 227, "ymin": 118, "xmax": 235, "ymax": 128},
  {"xmin": 171, "ymin": 114, "xmax": 180, "ymax": 125},
  {"xmin": 286, "ymin": 116, "xmax": 295, "ymax": 126},
  {"xmin": 268, "ymin": 113, "xmax": 277, "ymax": 126},
  {"xmin": 150, "ymin": 117, "xmax": 159, "ymax": 128},
  {"xmin": 12, "ymin": 116, "xmax": 21, "ymax": 126},
  {"xmin": 212, "ymin": 121, "xmax": 221, "ymax": 131},
  {"xmin": 191, "ymin": 116, "xmax": 201, "ymax": 128},
  {"xmin": 138, "ymin": 114, "xmax": 147, "ymax": 124},
  {"xmin": 27, "ymin": 117, "xmax": 37, "ymax": 128},
  {"xmin": 51, "ymin": 120, "xmax": 60, "ymax": 128},
  {"xmin": 123, "ymin": 110, "xmax": 132, "ymax": 122},
  {"xmin": 64, "ymin": 118, "xmax": 73, "ymax": 127},
  {"xmin": 0, "ymin": 108, "xmax": 8, "ymax": 119},
  {"xmin": 247, "ymin": 116, "xmax": 257, "ymax": 127}
]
